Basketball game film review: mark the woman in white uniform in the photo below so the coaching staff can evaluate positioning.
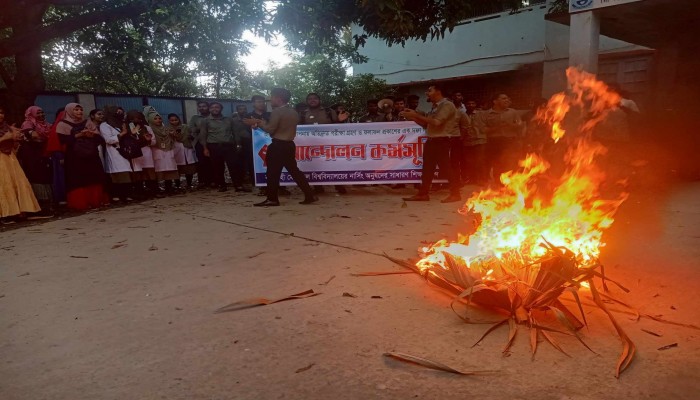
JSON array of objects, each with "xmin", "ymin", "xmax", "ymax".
[
  {"xmin": 144, "ymin": 106, "xmax": 179, "ymax": 193},
  {"xmin": 168, "ymin": 113, "xmax": 197, "ymax": 190},
  {"xmin": 100, "ymin": 106, "xmax": 134, "ymax": 202},
  {"xmin": 124, "ymin": 110, "xmax": 157, "ymax": 197}
]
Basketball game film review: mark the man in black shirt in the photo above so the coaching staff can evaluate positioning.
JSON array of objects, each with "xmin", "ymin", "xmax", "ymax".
[
  {"xmin": 189, "ymin": 100, "xmax": 213, "ymax": 188},
  {"xmin": 235, "ymin": 104, "xmax": 248, "ymax": 120},
  {"xmin": 240, "ymin": 96, "xmax": 268, "ymax": 184},
  {"xmin": 358, "ymin": 99, "xmax": 386, "ymax": 122},
  {"xmin": 407, "ymin": 94, "xmax": 420, "ymax": 111},
  {"xmin": 245, "ymin": 95, "xmax": 270, "ymax": 122}
]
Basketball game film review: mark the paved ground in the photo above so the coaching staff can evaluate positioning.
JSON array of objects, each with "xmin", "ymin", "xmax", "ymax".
[{"xmin": 1, "ymin": 182, "xmax": 698, "ymax": 400}]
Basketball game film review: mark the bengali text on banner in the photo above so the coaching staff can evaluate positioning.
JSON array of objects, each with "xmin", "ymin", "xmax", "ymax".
[{"xmin": 252, "ymin": 121, "xmax": 445, "ymax": 186}]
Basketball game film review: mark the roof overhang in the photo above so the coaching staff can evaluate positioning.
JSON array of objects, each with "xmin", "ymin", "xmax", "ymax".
[
  {"xmin": 546, "ymin": 0, "xmax": 700, "ymax": 48},
  {"xmin": 388, "ymin": 63, "xmax": 541, "ymax": 88}
]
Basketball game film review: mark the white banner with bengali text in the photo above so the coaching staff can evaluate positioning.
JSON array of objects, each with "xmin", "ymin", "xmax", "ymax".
[{"xmin": 252, "ymin": 121, "xmax": 445, "ymax": 186}]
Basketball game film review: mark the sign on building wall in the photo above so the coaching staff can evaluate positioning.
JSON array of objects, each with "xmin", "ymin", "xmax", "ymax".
[{"xmin": 569, "ymin": 0, "xmax": 643, "ymax": 13}]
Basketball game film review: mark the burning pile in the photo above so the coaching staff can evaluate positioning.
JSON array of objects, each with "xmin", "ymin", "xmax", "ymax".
[{"xmin": 410, "ymin": 68, "xmax": 635, "ymax": 377}]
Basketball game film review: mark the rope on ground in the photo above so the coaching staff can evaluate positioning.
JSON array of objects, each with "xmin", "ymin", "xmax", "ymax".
[{"xmin": 137, "ymin": 202, "xmax": 385, "ymax": 258}]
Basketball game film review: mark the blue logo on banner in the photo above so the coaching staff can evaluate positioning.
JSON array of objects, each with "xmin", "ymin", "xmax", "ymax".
[{"xmin": 572, "ymin": 0, "xmax": 594, "ymax": 9}]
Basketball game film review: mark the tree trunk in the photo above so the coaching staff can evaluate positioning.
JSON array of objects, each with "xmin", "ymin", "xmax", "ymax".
[
  {"xmin": 214, "ymin": 72, "xmax": 222, "ymax": 98},
  {"xmin": 0, "ymin": 0, "xmax": 155, "ymax": 123},
  {"xmin": 1, "ymin": 4, "xmax": 47, "ymax": 123}
]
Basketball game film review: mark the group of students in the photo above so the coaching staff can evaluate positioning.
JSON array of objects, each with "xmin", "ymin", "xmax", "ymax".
[
  {"xmin": 1, "ymin": 85, "xmax": 540, "ymax": 221},
  {"xmin": 0, "ymin": 104, "xmax": 197, "ymax": 224}
]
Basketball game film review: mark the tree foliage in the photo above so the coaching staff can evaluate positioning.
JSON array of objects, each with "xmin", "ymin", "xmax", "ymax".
[
  {"xmin": 0, "ymin": 0, "xmax": 528, "ymax": 120},
  {"xmin": 275, "ymin": 0, "xmax": 524, "ymax": 52},
  {"xmin": 256, "ymin": 54, "xmax": 392, "ymax": 121},
  {"xmin": 42, "ymin": 0, "xmax": 266, "ymax": 97}
]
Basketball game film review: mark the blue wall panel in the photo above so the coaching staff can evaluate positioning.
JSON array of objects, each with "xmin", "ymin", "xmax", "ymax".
[
  {"xmin": 146, "ymin": 98, "xmax": 184, "ymax": 122},
  {"xmin": 35, "ymin": 94, "xmax": 78, "ymax": 123},
  {"xmin": 95, "ymin": 96, "xmax": 143, "ymax": 112},
  {"xmin": 30, "ymin": 94, "xmax": 250, "ymax": 124},
  {"xmin": 216, "ymin": 101, "xmax": 235, "ymax": 117},
  {"xmin": 232, "ymin": 102, "xmax": 253, "ymax": 116}
]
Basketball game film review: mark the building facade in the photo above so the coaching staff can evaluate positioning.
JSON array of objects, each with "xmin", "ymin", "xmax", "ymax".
[{"xmin": 352, "ymin": 0, "xmax": 651, "ymax": 110}]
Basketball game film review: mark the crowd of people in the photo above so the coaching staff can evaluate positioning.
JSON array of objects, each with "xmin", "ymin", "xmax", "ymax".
[
  {"xmin": 311, "ymin": 87, "xmax": 530, "ymax": 203},
  {"xmin": 1, "ymin": 84, "xmax": 635, "ymax": 222},
  {"xmin": 0, "ymin": 103, "xmax": 203, "ymax": 223}
]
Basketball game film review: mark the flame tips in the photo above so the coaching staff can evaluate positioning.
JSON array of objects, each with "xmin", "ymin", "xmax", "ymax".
[{"xmin": 417, "ymin": 67, "xmax": 627, "ymax": 283}]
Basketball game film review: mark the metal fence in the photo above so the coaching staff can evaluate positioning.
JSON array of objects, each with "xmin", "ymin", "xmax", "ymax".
[
  {"xmin": 34, "ymin": 92, "xmax": 254, "ymax": 124},
  {"xmin": 94, "ymin": 95, "xmax": 144, "ymax": 114},
  {"xmin": 36, "ymin": 94, "xmax": 78, "ymax": 122}
]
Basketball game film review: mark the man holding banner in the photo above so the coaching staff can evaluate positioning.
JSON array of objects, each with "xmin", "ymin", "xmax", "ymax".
[
  {"xmin": 243, "ymin": 88, "xmax": 317, "ymax": 207},
  {"xmin": 400, "ymin": 84, "xmax": 462, "ymax": 203}
]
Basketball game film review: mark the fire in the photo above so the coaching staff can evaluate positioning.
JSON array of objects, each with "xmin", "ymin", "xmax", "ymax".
[
  {"xmin": 417, "ymin": 68, "xmax": 628, "ymax": 280},
  {"xmin": 408, "ymin": 70, "xmax": 637, "ymax": 377},
  {"xmin": 537, "ymin": 93, "xmax": 569, "ymax": 143}
]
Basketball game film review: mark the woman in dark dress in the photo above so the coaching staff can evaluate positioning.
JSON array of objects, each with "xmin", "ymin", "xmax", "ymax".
[
  {"xmin": 18, "ymin": 106, "xmax": 54, "ymax": 216},
  {"xmin": 56, "ymin": 103, "xmax": 108, "ymax": 211},
  {"xmin": 45, "ymin": 109, "xmax": 68, "ymax": 205}
]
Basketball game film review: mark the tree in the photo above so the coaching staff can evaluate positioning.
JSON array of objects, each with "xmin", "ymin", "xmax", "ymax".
[
  {"xmin": 345, "ymin": 73, "xmax": 394, "ymax": 121},
  {"xmin": 1, "ymin": 0, "xmax": 525, "ymax": 121},
  {"xmin": 0, "ymin": 0, "xmax": 161, "ymax": 120},
  {"xmin": 265, "ymin": 54, "xmax": 348, "ymax": 106},
  {"xmin": 274, "ymin": 0, "xmax": 523, "ymax": 53},
  {"xmin": 0, "ymin": 0, "xmax": 266, "ymax": 120},
  {"xmin": 43, "ymin": 0, "xmax": 266, "ymax": 97},
  {"xmin": 260, "ymin": 53, "xmax": 392, "ymax": 121}
]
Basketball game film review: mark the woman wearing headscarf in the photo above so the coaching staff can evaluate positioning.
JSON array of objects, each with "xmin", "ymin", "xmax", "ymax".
[
  {"xmin": 45, "ymin": 109, "xmax": 67, "ymax": 205},
  {"xmin": 100, "ymin": 106, "xmax": 133, "ymax": 202},
  {"xmin": 144, "ymin": 106, "xmax": 179, "ymax": 193},
  {"xmin": 18, "ymin": 106, "xmax": 54, "ymax": 216},
  {"xmin": 0, "ymin": 107, "xmax": 41, "ymax": 223},
  {"xmin": 168, "ymin": 113, "xmax": 197, "ymax": 190},
  {"xmin": 86, "ymin": 109, "xmax": 107, "ymax": 170},
  {"xmin": 125, "ymin": 109, "xmax": 157, "ymax": 197},
  {"xmin": 55, "ymin": 103, "xmax": 108, "ymax": 211}
]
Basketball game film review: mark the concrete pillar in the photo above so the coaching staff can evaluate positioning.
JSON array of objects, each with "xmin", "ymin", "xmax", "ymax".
[
  {"xmin": 569, "ymin": 11, "xmax": 600, "ymax": 74},
  {"xmin": 183, "ymin": 100, "xmax": 198, "ymax": 123},
  {"xmin": 77, "ymin": 93, "xmax": 96, "ymax": 112},
  {"xmin": 542, "ymin": 20, "xmax": 571, "ymax": 98},
  {"xmin": 652, "ymin": 43, "xmax": 679, "ymax": 111}
]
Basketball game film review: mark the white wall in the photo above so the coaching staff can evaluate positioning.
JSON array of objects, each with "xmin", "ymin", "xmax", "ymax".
[
  {"xmin": 352, "ymin": 3, "xmax": 551, "ymax": 84},
  {"xmin": 353, "ymin": 1, "xmax": 650, "ymax": 96},
  {"xmin": 542, "ymin": 20, "xmax": 651, "ymax": 97}
]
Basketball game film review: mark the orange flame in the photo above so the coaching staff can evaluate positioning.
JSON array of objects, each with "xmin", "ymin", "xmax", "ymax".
[{"xmin": 417, "ymin": 68, "xmax": 628, "ymax": 278}]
